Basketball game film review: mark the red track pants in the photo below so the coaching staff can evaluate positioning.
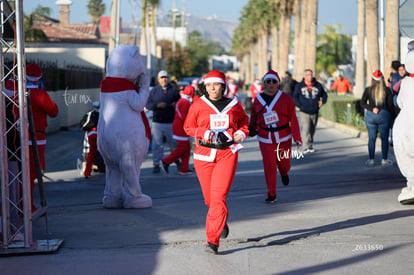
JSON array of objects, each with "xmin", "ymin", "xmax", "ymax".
[
  {"xmin": 162, "ymin": 139, "xmax": 191, "ymax": 173},
  {"xmin": 84, "ymin": 133, "xmax": 97, "ymax": 177},
  {"xmin": 194, "ymin": 148, "xmax": 238, "ymax": 247},
  {"xmin": 29, "ymin": 144, "xmax": 45, "ymax": 210},
  {"xmin": 259, "ymin": 139, "xmax": 292, "ymax": 197}
]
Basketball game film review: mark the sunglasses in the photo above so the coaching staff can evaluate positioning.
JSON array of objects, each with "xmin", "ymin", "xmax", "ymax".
[{"xmin": 265, "ymin": 79, "xmax": 278, "ymax": 85}]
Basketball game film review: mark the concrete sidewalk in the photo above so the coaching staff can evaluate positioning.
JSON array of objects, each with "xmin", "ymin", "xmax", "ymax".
[{"xmin": 2, "ymin": 122, "xmax": 414, "ymax": 275}]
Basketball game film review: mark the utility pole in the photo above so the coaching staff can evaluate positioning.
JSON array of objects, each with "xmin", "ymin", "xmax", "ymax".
[
  {"xmin": 146, "ymin": 4, "xmax": 151, "ymax": 70},
  {"xmin": 109, "ymin": 0, "xmax": 120, "ymax": 53},
  {"xmin": 172, "ymin": 0, "xmax": 177, "ymax": 57}
]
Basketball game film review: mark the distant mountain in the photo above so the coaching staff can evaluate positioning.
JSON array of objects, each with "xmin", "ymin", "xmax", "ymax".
[
  {"xmin": 186, "ymin": 15, "xmax": 238, "ymax": 52},
  {"xmin": 155, "ymin": 14, "xmax": 238, "ymax": 52}
]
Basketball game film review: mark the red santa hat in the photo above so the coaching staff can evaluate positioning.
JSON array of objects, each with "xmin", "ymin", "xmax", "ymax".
[
  {"xmin": 262, "ymin": 70, "xmax": 280, "ymax": 83},
  {"xmin": 182, "ymin": 85, "xmax": 195, "ymax": 98},
  {"xmin": 372, "ymin": 69, "xmax": 383, "ymax": 81},
  {"xmin": 203, "ymin": 70, "xmax": 226, "ymax": 84},
  {"xmin": 26, "ymin": 63, "xmax": 42, "ymax": 82},
  {"xmin": 254, "ymin": 78, "xmax": 261, "ymax": 84},
  {"xmin": 5, "ymin": 79, "xmax": 17, "ymax": 97}
]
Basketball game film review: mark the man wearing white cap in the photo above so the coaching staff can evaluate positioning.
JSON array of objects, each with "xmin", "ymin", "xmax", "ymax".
[
  {"xmin": 293, "ymin": 69, "xmax": 328, "ymax": 154},
  {"xmin": 146, "ymin": 70, "xmax": 181, "ymax": 173}
]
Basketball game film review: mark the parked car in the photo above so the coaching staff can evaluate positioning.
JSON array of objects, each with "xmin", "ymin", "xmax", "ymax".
[
  {"xmin": 176, "ymin": 80, "xmax": 190, "ymax": 91},
  {"xmin": 181, "ymin": 76, "xmax": 200, "ymax": 84}
]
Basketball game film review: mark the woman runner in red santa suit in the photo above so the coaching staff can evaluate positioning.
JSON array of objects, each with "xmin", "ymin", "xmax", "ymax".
[
  {"xmin": 184, "ymin": 70, "xmax": 249, "ymax": 255},
  {"xmin": 250, "ymin": 70, "xmax": 302, "ymax": 203}
]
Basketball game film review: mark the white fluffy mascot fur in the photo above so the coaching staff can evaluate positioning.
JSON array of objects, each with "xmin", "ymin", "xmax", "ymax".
[
  {"xmin": 394, "ymin": 41, "xmax": 414, "ymax": 204},
  {"xmin": 98, "ymin": 45, "xmax": 152, "ymax": 208}
]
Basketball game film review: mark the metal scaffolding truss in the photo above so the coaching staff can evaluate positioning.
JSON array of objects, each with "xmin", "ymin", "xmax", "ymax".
[{"xmin": 0, "ymin": 0, "xmax": 62, "ymax": 255}]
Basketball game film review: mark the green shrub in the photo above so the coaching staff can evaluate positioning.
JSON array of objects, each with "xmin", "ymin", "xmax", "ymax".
[{"xmin": 320, "ymin": 93, "xmax": 365, "ymax": 131}]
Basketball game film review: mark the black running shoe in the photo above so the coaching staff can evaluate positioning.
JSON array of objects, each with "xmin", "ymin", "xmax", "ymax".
[
  {"xmin": 281, "ymin": 175, "xmax": 289, "ymax": 186},
  {"xmin": 220, "ymin": 224, "xmax": 229, "ymax": 239},
  {"xmin": 161, "ymin": 161, "xmax": 169, "ymax": 174},
  {"xmin": 204, "ymin": 242, "xmax": 218, "ymax": 255},
  {"xmin": 153, "ymin": 165, "xmax": 160, "ymax": 174},
  {"xmin": 175, "ymin": 159, "xmax": 181, "ymax": 171},
  {"xmin": 265, "ymin": 195, "xmax": 277, "ymax": 203}
]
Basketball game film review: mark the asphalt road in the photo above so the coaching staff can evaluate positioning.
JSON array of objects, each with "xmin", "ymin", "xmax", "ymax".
[{"xmin": 2, "ymin": 121, "xmax": 413, "ymax": 275}]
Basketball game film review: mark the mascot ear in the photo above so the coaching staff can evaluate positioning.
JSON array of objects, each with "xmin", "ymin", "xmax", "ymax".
[
  {"xmin": 106, "ymin": 45, "xmax": 145, "ymax": 81},
  {"xmin": 405, "ymin": 40, "xmax": 414, "ymax": 74},
  {"xmin": 405, "ymin": 51, "xmax": 414, "ymax": 74},
  {"xmin": 133, "ymin": 46, "xmax": 145, "ymax": 78}
]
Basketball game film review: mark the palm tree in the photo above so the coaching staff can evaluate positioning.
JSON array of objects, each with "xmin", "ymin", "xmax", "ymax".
[
  {"xmin": 24, "ymin": 6, "xmax": 51, "ymax": 42},
  {"xmin": 292, "ymin": 0, "xmax": 303, "ymax": 80},
  {"xmin": 278, "ymin": 0, "xmax": 293, "ymax": 74},
  {"xmin": 269, "ymin": 0, "xmax": 281, "ymax": 72},
  {"xmin": 33, "ymin": 5, "xmax": 52, "ymax": 17},
  {"xmin": 295, "ymin": 0, "xmax": 308, "ymax": 80},
  {"xmin": 316, "ymin": 25, "xmax": 352, "ymax": 75},
  {"xmin": 365, "ymin": 0, "xmax": 379, "ymax": 80},
  {"xmin": 140, "ymin": 0, "xmax": 148, "ymax": 56},
  {"xmin": 232, "ymin": 0, "xmax": 274, "ymax": 82},
  {"xmin": 270, "ymin": 24, "xmax": 279, "ymax": 72},
  {"xmin": 384, "ymin": 0, "xmax": 400, "ymax": 83},
  {"xmin": 304, "ymin": 0, "xmax": 318, "ymax": 74},
  {"xmin": 149, "ymin": 0, "xmax": 160, "ymax": 56},
  {"xmin": 355, "ymin": 0, "xmax": 366, "ymax": 98},
  {"xmin": 258, "ymin": 0, "xmax": 272, "ymax": 75},
  {"xmin": 24, "ymin": 14, "xmax": 48, "ymax": 42},
  {"xmin": 87, "ymin": 0, "xmax": 105, "ymax": 25}
]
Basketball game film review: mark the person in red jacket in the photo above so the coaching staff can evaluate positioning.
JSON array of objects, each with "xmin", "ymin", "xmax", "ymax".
[
  {"xmin": 83, "ymin": 126, "xmax": 98, "ymax": 178},
  {"xmin": 330, "ymin": 74, "xmax": 353, "ymax": 95},
  {"xmin": 26, "ymin": 63, "xmax": 59, "ymax": 211},
  {"xmin": 225, "ymin": 78, "xmax": 239, "ymax": 98},
  {"xmin": 249, "ymin": 78, "xmax": 263, "ymax": 102},
  {"xmin": 250, "ymin": 70, "xmax": 302, "ymax": 203},
  {"xmin": 161, "ymin": 85, "xmax": 195, "ymax": 175},
  {"xmin": 184, "ymin": 70, "xmax": 249, "ymax": 255}
]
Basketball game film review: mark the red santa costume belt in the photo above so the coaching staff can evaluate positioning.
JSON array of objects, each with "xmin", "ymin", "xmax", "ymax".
[
  {"xmin": 260, "ymin": 123, "xmax": 289, "ymax": 132},
  {"xmin": 198, "ymin": 140, "xmax": 234, "ymax": 149}
]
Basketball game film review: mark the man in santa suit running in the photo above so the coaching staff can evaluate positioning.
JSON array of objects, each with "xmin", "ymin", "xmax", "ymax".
[
  {"xmin": 184, "ymin": 70, "xmax": 249, "ymax": 255},
  {"xmin": 26, "ymin": 63, "xmax": 59, "ymax": 211},
  {"xmin": 161, "ymin": 85, "xmax": 195, "ymax": 175},
  {"xmin": 250, "ymin": 78, "xmax": 263, "ymax": 102},
  {"xmin": 83, "ymin": 125, "xmax": 98, "ymax": 178},
  {"xmin": 226, "ymin": 78, "xmax": 239, "ymax": 98},
  {"xmin": 250, "ymin": 70, "xmax": 302, "ymax": 203}
]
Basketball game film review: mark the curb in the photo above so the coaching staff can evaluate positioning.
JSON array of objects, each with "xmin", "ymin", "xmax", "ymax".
[
  {"xmin": 319, "ymin": 117, "xmax": 368, "ymax": 141},
  {"xmin": 318, "ymin": 118, "xmax": 391, "ymax": 153}
]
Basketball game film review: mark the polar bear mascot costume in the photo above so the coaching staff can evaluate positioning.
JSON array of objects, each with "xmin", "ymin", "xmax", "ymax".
[
  {"xmin": 98, "ymin": 45, "xmax": 152, "ymax": 208},
  {"xmin": 394, "ymin": 40, "xmax": 414, "ymax": 204}
]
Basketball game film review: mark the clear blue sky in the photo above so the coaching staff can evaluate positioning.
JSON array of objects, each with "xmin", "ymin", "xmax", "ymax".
[{"xmin": 24, "ymin": 0, "xmax": 358, "ymax": 34}]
